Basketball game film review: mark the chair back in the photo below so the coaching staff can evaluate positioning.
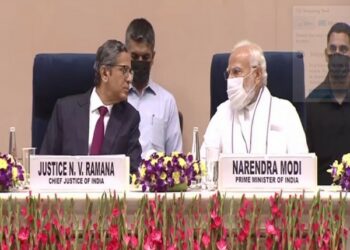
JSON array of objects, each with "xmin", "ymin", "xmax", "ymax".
[
  {"xmin": 32, "ymin": 53, "xmax": 96, "ymax": 151},
  {"xmin": 210, "ymin": 52, "xmax": 305, "ymax": 127}
]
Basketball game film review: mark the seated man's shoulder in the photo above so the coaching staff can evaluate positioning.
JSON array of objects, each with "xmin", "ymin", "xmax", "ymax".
[
  {"xmin": 306, "ymin": 80, "xmax": 332, "ymax": 101},
  {"xmin": 214, "ymin": 100, "xmax": 231, "ymax": 116},
  {"xmin": 56, "ymin": 91, "xmax": 90, "ymax": 107},
  {"xmin": 151, "ymin": 81, "xmax": 176, "ymax": 102}
]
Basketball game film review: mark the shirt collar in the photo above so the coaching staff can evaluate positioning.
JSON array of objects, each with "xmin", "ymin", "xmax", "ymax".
[
  {"xmin": 90, "ymin": 87, "xmax": 112, "ymax": 114},
  {"xmin": 129, "ymin": 79, "xmax": 157, "ymax": 96}
]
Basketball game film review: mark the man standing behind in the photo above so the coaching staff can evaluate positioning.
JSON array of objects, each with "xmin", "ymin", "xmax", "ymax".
[
  {"xmin": 306, "ymin": 22, "xmax": 350, "ymax": 185},
  {"xmin": 40, "ymin": 40, "xmax": 142, "ymax": 173},
  {"xmin": 125, "ymin": 18, "xmax": 183, "ymax": 157}
]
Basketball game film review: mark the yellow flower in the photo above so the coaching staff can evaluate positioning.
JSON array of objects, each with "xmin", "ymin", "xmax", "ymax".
[
  {"xmin": 0, "ymin": 159, "xmax": 7, "ymax": 170},
  {"xmin": 163, "ymin": 156, "xmax": 172, "ymax": 170},
  {"xmin": 139, "ymin": 165, "xmax": 146, "ymax": 178},
  {"xmin": 151, "ymin": 159, "xmax": 158, "ymax": 166},
  {"xmin": 131, "ymin": 174, "xmax": 137, "ymax": 185},
  {"xmin": 172, "ymin": 171, "xmax": 180, "ymax": 184},
  {"xmin": 160, "ymin": 172, "xmax": 167, "ymax": 180},
  {"xmin": 171, "ymin": 152, "xmax": 179, "ymax": 157},
  {"xmin": 178, "ymin": 158, "xmax": 186, "ymax": 168},
  {"xmin": 158, "ymin": 152, "xmax": 165, "ymax": 157},
  {"xmin": 12, "ymin": 167, "xmax": 18, "ymax": 181},
  {"xmin": 342, "ymin": 153, "xmax": 350, "ymax": 166},
  {"xmin": 193, "ymin": 162, "xmax": 199, "ymax": 174}
]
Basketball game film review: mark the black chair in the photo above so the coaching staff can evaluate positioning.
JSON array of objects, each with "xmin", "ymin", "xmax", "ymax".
[
  {"xmin": 32, "ymin": 53, "xmax": 96, "ymax": 152},
  {"xmin": 210, "ymin": 52, "xmax": 306, "ymax": 127}
]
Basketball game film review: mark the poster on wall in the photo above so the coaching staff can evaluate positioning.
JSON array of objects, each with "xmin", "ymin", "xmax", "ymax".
[{"xmin": 293, "ymin": 5, "xmax": 350, "ymax": 96}]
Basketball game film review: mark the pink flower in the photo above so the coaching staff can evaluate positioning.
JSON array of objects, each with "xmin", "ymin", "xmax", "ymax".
[
  {"xmin": 193, "ymin": 240, "xmax": 200, "ymax": 250},
  {"xmin": 312, "ymin": 222, "xmax": 319, "ymax": 232},
  {"xmin": 1, "ymin": 243, "xmax": 8, "ymax": 250},
  {"xmin": 167, "ymin": 244, "xmax": 176, "ymax": 250},
  {"xmin": 108, "ymin": 225, "xmax": 119, "ymax": 240},
  {"xmin": 265, "ymin": 236, "xmax": 273, "ymax": 249},
  {"xmin": 20, "ymin": 206, "xmax": 27, "ymax": 216},
  {"xmin": 294, "ymin": 238, "xmax": 302, "ymax": 249},
  {"xmin": 265, "ymin": 220, "xmax": 277, "ymax": 235},
  {"xmin": 130, "ymin": 235, "xmax": 138, "ymax": 248},
  {"xmin": 237, "ymin": 229, "xmax": 247, "ymax": 242},
  {"xmin": 201, "ymin": 232, "xmax": 210, "ymax": 248},
  {"xmin": 18, "ymin": 227, "xmax": 30, "ymax": 241},
  {"xmin": 212, "ymin": 216, "xmax": 222, "ymax": 229},
  {"xmin": 37, "ymin": 232, "xmax": 48, "ymax": 245},
  {"xmin": 216, "ymin": 239, "xmax": 227, "ymax": 250},
  {"xmin": 151, "ymin": 230, "xmax": 162, "ymax": 244},
  {"xmin": 112, "ymin": 207, "xmax": 120, "ymax": 217}
]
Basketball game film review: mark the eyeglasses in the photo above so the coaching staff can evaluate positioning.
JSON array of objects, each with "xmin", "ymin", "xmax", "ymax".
[
  {"xmin": 224, "ymin": 65, "xmax": 257, "ymax": 80},
  {"xmin": 110, "ymin": 65, "xmax": 134, "ymax": 77},
  {"xmin": 327, "ymin": 44, "xmax": 349, "ymax": 55}
]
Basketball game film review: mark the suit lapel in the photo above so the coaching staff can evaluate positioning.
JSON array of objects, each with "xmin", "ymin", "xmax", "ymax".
[
  {"xmin": 75, "ymin": 91, "xmax": 91, "ymax": 155},
  {"xmin": 101, "ymin": 103, "xmax": 123, "ymax": 154}
]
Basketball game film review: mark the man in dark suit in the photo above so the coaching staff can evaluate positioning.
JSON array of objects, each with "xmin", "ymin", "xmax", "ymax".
[{"xmin": 40, "ymin": 40, "xmax": 142, "ymax": 173}]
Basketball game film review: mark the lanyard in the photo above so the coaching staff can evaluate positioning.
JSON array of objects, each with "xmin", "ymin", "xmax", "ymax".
[{"xmin": 231, "ymin": 88, "xmax": 272, "ymax": 154}]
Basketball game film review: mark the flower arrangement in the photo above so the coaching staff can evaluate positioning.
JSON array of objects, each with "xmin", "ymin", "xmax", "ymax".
[
  {"xmin": 132, "ymin": 152, "xmax": 206, "ymax": 192},
  {"xmin": 0, "ymin": 192, "xmax": 348, "ymax": 249},
  {"xmin": 328, "ymin": 153, "xmax": 350, "ymax": 191},
  {"xmin": 0, "ymin": 152, "xmax": 25, "ymax": 191}
]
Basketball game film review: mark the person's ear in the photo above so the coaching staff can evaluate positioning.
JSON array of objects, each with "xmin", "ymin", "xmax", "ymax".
[
  {"xmin": 324, "ymin": 48, "xmax": 329, "ymax": 63},
  {"xmin": 254, "ymin": 67, "xmax": 263, "ymax": 85},
  {"xmin": 151, "ymin": 50, "xmax": 156, "ymax": 66},
  {"xmin": 100, "ymin": 65, "xmax": 110, "ymax": 82}
]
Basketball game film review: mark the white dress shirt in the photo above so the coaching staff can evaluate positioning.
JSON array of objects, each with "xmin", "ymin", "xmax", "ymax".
[
  {"xmin": 128, "ymin": 80, "xmax": 183, "ymax": 157},
  {"xmin": 88, "ymin": 87, "xmax": 112, "ymax": 152}
]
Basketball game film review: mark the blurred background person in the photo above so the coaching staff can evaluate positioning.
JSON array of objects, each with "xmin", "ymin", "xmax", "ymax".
[{"xmin": 306, "ymin": 22, "xmax": 350, "ymax": 185}]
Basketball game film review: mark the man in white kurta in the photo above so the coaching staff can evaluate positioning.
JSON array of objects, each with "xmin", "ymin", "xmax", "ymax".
[{"xmin": 201, "ymin": 41, "xmax": 308, "ymax": 156}]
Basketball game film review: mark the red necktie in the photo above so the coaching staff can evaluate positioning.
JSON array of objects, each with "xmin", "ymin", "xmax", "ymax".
[{"xmin": 90, "ymin": 106, "xmax": 108, "ymax": 155}]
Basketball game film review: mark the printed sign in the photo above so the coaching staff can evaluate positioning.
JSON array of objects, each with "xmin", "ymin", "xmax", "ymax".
[
  {"xmin": 218, "ymin": 154, "xmax": 317, "ymax": 191},
  {"xmin": 30, "ymin": 155, "xmax": 129, "ymax": 192}
]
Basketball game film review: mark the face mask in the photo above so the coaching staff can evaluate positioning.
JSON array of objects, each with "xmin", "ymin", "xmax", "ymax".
[
  {"xmin": 227, "ymin": 77, "xmax": 256, "ymax": 111},
  {"xmin": 131, "ymin": 60, "xmax": 151, "ymax": 86},
  {"xmin": 328, "ymin": 53, "xmax": 350, "ymax": 83}
]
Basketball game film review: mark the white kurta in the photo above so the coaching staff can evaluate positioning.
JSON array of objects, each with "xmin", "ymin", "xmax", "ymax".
[{"xmin": 201, "ymin": 87, "xmax": 308, "ymax": 157}]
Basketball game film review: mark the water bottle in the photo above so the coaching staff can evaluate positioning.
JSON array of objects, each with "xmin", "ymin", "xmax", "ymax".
[
  {"xmin": 9, "ymin": 127, "xmax": 17, "ymax": 158},
  {"xmin": 190, "ymin": 127, "xmax": 200, "ymax": 189},
  {"xmin": 191, "ymin": 127, "xmax": 200, "ymax": 161}
]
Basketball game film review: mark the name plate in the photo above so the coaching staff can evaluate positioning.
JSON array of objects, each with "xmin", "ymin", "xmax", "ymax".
[
  {"xmin": 218, "ymin": 154, "xmax": 317, "ymax": 191},
  {"xmin": 30, "ymin": 155, "xmax": 129, "ymax": 192}
]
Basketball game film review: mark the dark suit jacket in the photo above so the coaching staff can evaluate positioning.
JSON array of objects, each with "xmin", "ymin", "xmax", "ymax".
[{"xmin": 40, "ymin": 90, "xmax": 142, "ymax": 173}]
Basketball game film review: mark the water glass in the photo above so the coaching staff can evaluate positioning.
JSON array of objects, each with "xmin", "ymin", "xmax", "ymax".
[
  {"xmin": 22, "ymin": 147, "xmax": 36, "ymax": 188},
  {"xmin": 204, "ymin": 147, "xmax": 220, "ymax": 190}
]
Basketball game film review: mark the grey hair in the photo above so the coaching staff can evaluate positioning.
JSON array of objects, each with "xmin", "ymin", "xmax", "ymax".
[
  {"xmin": 232, "ymin": 40, "xmax": 268, "ymax": 85},
  {"xmin": 93, "ymin": 39, "xmax": 127, "ymax": 86}
]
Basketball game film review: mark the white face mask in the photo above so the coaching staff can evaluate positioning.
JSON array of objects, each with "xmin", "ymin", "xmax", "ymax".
[{"xmin": 227, "ymin": 77, "xmax": 256, "ymax": 111}]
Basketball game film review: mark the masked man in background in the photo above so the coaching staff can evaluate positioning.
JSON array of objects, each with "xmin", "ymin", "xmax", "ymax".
[
  {"xmin": 201, "ymin": 40, "xmax": 308, "ymax": 157},
  {"xmin": 125, "ymin": 18, "xmax": 183, "ymax": 157},
  {"xmin": 306, "ymin": 22, "xmax": 350, "ymax": 185}
]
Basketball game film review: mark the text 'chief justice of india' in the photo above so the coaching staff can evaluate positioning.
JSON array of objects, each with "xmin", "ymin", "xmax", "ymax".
[{"xmin": 40, "ymin": 40, "xmax": 142, "ymax": 174}]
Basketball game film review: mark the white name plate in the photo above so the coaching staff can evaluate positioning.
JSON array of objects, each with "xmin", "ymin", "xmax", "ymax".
[
  {"xmin": 218, "ymin": 154, "xmax": 317, "ymax": 191},
  {"xmin": 30, "ymin": 155, "xmax": 130, "ymax": 192}
]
